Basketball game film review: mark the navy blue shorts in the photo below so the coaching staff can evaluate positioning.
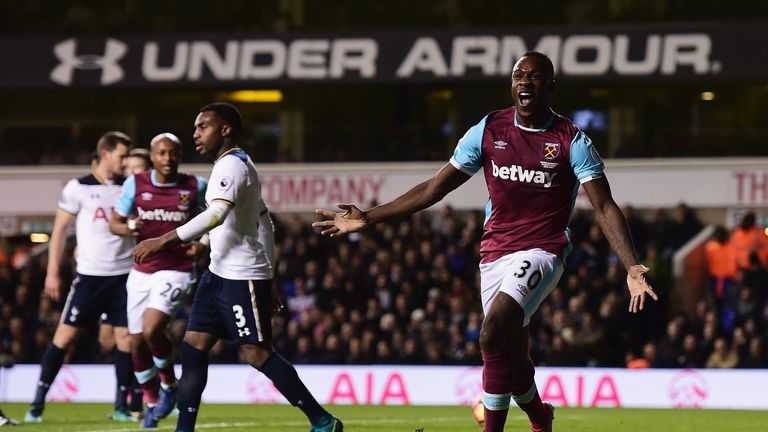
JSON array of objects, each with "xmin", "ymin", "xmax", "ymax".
[
  {"xmin": 186, "ymin": 270, "xmax": 273, "ymax": 345},
  {"xmin": 61, "ymin": 273, "xmax": 129, "ymax": 327}
]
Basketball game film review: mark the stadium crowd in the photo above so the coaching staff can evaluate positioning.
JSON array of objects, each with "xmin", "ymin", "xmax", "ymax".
[{"xmin": 1, "ymin": 205, "xmax": 766, "ymax": 369}]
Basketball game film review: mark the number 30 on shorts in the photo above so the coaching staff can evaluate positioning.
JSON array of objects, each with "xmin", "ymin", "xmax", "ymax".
[{"xmin": 514, "ymin": 260, "xmax": 542, "ymax": 290}]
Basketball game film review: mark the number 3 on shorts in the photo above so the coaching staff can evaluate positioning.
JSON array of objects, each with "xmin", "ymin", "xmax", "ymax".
[{"xmin": 232, "ymin": 305, "xmax": 246, "ymax": 328}]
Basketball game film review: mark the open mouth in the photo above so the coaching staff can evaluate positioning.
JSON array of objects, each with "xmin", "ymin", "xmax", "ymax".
[{"xmin": 518, "ymin": 91, "xmax": 534, "ymax": 107}]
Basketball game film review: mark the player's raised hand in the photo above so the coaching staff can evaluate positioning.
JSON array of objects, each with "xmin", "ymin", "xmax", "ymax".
[
  {"xmin": 44, "ymin": 273, "xmax": 62, "ymax": 302},
  {"xmin": 313, "ymin": 203, "xmax": 368, "ymax": 237},
  {"xmin": 626, "ymin": 264, "xmax": 658, "ymax": 313}
]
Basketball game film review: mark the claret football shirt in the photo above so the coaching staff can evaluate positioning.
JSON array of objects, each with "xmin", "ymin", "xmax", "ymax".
[{"xmin": 450, "ymin": 107, "xmax": 604, "ymax": 264}]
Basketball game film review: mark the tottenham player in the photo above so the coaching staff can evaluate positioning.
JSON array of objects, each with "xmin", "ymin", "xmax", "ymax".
[
  {"xmin": 313, "ymin": 52, "xmax": 657, "ymax": 432},
  {"xmin": 110, "ymin": 133, "xmax": 207, "ymax": 428},
  {"xmin": 134, "ymin": 103, "xmax": 343, "ymax": 432},
  {"xmin": 98, "ymin": 146, "xmax": 153, "ymax": 421},
  {"xmin": 26, "ymin": 132, "xmax": 136, "ymax": 423}
]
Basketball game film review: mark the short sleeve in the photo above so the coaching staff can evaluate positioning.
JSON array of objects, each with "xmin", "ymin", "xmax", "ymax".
[
  {"xmin": 207, "ymin": 155, "xmax": 247, "ymax": 206},
  {"xmin": 569, "ymin": 131, "xmax": 605, "ymax": 184},
  {"xmin": 114, "ymin": 175, "xmax": 136, "ymax": 217},
  {"xmin": 196, "ymin": 176, "xmax": 208, "ymax": 209},
  {"xmin": 449, "ymin": 116, "xmax": 487, "ymax": 176},
  {"xmin": 58, "ymin": 179, "xmax": 81, "ymax": 215}
]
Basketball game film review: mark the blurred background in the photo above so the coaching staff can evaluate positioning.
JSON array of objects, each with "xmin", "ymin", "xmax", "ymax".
[{"xmin": 1, "ymin": 0, "xmax": 768, "ymax": 382}]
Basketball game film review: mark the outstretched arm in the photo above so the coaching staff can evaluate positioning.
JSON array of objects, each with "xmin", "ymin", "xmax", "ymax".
[
  {"xmin": 583, "ymin": 176, "xmax": 658, "ymax": 313},
  {"xmin": 313, "ymin": 163, "xmax": 470, "ymax": 237},
  {"xmin": 133, "ymin": 200, "xmax": 231, "ymax": 264}
]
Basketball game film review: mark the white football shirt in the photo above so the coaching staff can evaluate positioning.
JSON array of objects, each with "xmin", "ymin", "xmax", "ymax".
[
  {"xmin": 58, "ymin": 174, "xmax": 134, "ymax": 276},
  {"xmin": 205, "ymin": 149, "xmax": 272, "ymax": 280}
]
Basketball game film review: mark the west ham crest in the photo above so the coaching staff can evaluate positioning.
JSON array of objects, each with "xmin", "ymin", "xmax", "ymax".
[
  {"xmin": 543, "ymin": 142, "xmax": 560, "ymax": 160},
  {"xmin": 177, "ymin": 190, "xmax": 191, "ymax": 210}
]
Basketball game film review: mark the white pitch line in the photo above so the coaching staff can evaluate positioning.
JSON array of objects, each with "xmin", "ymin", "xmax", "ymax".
[
  {"xmin": 77, "ymin": 421, "xmax": 260, "ymax": 432},
  {"xmin": 60, "ymin": 413, "xmax": 588, "ymax": 432}
]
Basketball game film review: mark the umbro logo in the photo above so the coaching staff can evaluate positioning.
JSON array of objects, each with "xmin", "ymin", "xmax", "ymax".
[
  {"xmin": 494, "ymin": 140, "xmax": 508, "ymax": 150},
  {"xmin": 141, "ymin": 192, "xmax": 153, "ymax": 201},
  {"xmin": 51, "ymin": 38, "xmax": 128, "ymax": 86}
]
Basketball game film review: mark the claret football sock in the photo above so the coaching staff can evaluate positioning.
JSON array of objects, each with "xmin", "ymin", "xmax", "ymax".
[
  {"xmin": 481, "ymin": 349, "xmax": 515, "ymax": 432},
  {"xmin": 149, "ymin": 334, "xmax": 177, "ymax": 386},
  {"xmin": 30, "ymin": 344, "xmax": 66, "ymax": 415},
  {"xmin": 259, "ymin": 352, "xmax": 329, "ymax": 426},
  {"xmin": 176, "ymin": 342, "xmax": 209, "ymax": 432},
  {"xmin": 133, "ymin": 352, "xmax": 160, "ymax": 404},
  {"xmin": 510, "ymin": 357, "xmax": 547, "ymax": 427}
]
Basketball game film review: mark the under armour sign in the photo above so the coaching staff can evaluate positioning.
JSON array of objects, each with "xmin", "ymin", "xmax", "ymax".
[{"xmin": 50, "ymin": 38, "xmax": 128, "ymax": 86}]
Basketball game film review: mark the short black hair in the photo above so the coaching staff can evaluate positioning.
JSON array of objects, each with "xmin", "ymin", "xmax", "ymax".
[
  {"xmin": 199, "ymin": 102, "xmax": 243, "ymax": 139},
  {"xmin": 96, "ymin": 131, "xmax": 132, "ymax": 160},
  {"xmin": 521, "ymin": 50, "xmax": 555, "ymax": 78}
]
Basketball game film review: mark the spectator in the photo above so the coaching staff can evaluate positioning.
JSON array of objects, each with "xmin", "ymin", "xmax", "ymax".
[
  {"xmin": 730, "ymin": 212, "xmax": 768, "ymax": 270},
  {"xmin": 739, "ymin": 337, "xmax": 767, "ymax": 368},
  {"xmin": 626, "ymin": 342, "xmax": 660, "ymax": 369},
  {"xmin": 705, "ymin": 226, "xmax": 738, "ymax": 309},
  {"xmin": 669, "ymin": 203, "xmax": 703, "ymax": 250},
  {"xmin": 657, "ymin": 320, "xmax": 684, "ymax": 367},
  {"xmin": 542, "ymin": 335, "xmax": 573, "ymax": 366},
  {"xmin": 677, "ymin": 334, "xmax": 705, "ymax": 368},
  {"xmin": 706, "ymin": 337, "xmax": 739, "ymax": 368}
]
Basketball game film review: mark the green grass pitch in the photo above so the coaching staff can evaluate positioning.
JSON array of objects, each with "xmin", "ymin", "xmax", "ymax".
[{"xmin": 2, "ymin": 403, "xmax": 765, "ymax": 431}]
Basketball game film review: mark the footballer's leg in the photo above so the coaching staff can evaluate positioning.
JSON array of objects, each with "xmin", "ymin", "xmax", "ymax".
[
  {"xmin": 175, "ymin": 270, "xmax": 221, "ymax": 432},
  {"xmin": 175, "ymin": 331, "xmax": 217, "ymax": 432},
  {"xmin": 27, "ymin": 274, "xmax": 107, "ymax": 422},
  {"xmin": 234, "ymin": 280, "xmax": 342, "ymax": 432},
  {"xmin": 26, "ymin": 323, "xmax": 78, "ymax": 422},
  {"xmin": 108, "ymin": 274, "xmax": 139, "ymax": 423},
  {"xmin": 126, "ymin": 269, "xmax": 162, "ymax": 427},
  {"xmin": 144, "ymin": 270, "xmax": 192, "ymax": 420},
  {"xmin": 479, "ymin": 251, "xmax": 561, "ymax": 432},
  {"xmin": 144, "ymin": 308, "xmax": 176, "ymax": 420}
]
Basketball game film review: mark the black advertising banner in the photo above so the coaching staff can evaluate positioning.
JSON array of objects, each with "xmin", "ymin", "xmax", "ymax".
[{"xmin": 1, "ymin": 22, "xmax": 766, "ymax": 89}]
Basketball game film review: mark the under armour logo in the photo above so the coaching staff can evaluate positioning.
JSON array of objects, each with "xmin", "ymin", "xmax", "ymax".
[
  {"xmin": 51, "ymin": 38, "xmax": 127, "ymax": 86},
  {"xmin": 238, "ymin": 327, "xmax": 251, "ymax": 337}
]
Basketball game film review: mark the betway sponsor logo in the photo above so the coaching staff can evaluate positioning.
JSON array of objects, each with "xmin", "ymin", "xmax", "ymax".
[
  {"xmin": 137, "ymin": 207, "xmax": 189, "ymax": 222},
  {"xmin": 491, "ymin": 160, "xmax": 556, "ymax": 188}
]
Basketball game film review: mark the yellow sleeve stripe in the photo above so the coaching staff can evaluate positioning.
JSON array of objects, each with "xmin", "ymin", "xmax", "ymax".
[{"xmin": 211, "ymin": 198, "xmax": 234, "ymax": 207}]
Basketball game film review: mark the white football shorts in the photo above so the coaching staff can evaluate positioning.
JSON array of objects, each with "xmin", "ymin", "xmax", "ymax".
[
  {"xmin": 126, "ymin": 268, "xmax": 193, "ymax": 334},
  {"xmin": 479, "ymin": 248, "xmax": 564, "ymax": 326}
]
